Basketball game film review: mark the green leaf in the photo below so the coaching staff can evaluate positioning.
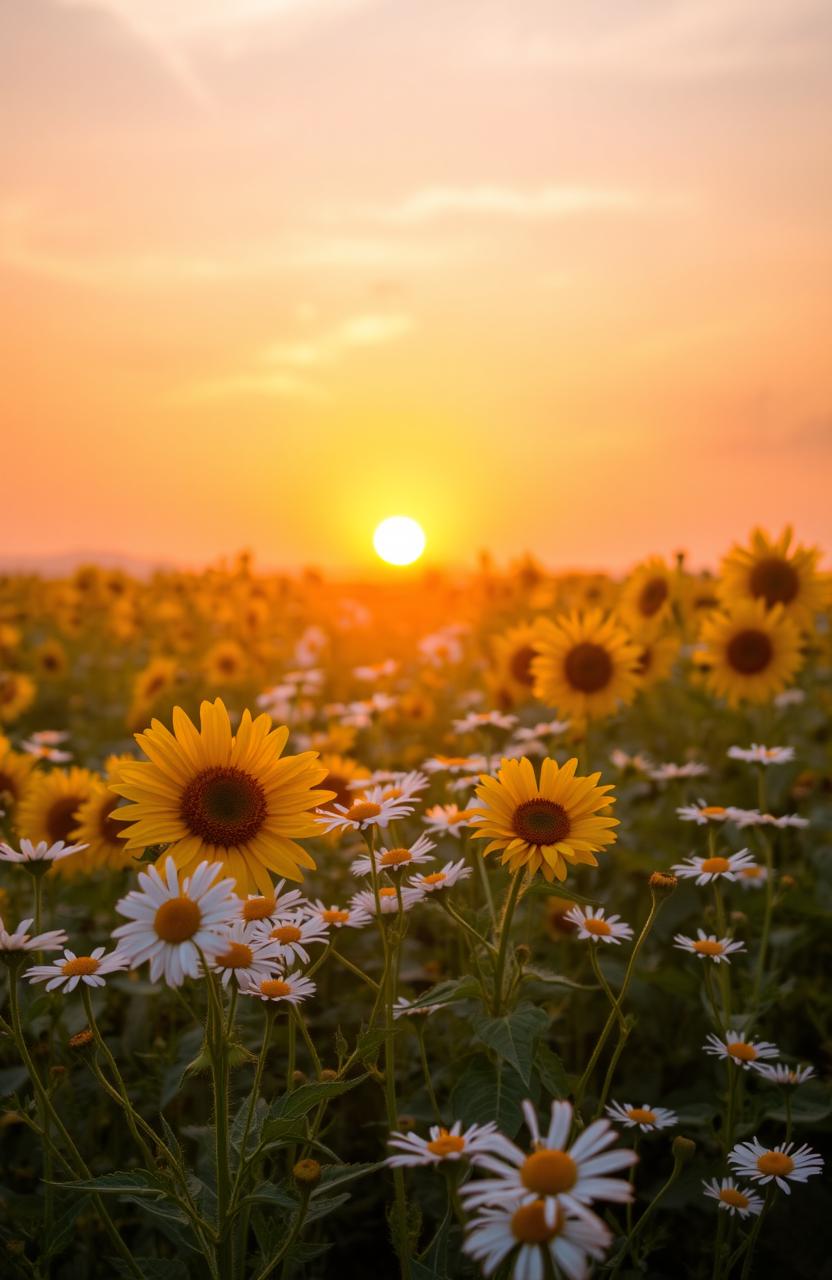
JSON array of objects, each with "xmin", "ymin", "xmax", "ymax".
[
  {"xmin": 470, "ymin": 1004, "xmax": 550, "ymax": 1086},
  {"xmin": 521, "ymin": 966, "xmax": 597, "ymax": 992},
  {"xmin": 522, "ymin": 880, "xmax": 594, "ymax": 904},
  {"xmin": 240, "ymin": 1182, "xmax": 298, "ymax": 1211},
  {"xmin": 450, "ymin": 1056, "xmax": 526, "ymax": 1137},
  {"xmin": 766, "ymin": 1083, "xmax": 832, "ymax": 1125},
  {"xmin": 312, "ymin": 1161, "xmax": 386, "ymax": 1196},
  {"xmin": 534, "ymin": 1042, "xmax": 569, "ymax": 1098},
  {"xmin": 394, "ymin": 976, "xmax": 483, "ymax": 1012},
  {"xmin": 51, "ymin": 1171, "xmax": 165, "ymax": 1195},
  {"xmin": 268, "ymin": 1075, "xmax": 368, "ymax": 1123}
]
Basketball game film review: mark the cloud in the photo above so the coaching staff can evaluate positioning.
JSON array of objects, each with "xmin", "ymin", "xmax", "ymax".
[{"xmin": 353, "ymin": 184, "xmax": 645, "ymax": 225}]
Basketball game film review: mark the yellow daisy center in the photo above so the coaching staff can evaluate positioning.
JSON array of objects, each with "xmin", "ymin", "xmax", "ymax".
[
  {"xmin": 260, "ymin": 978, "xmax": 292, "ymax": 998},
  {"xmin": 511, "ymin": 1200, "xmax": 563, "ymax": 1244},
  {"xmin": 638, "ymin": 577, "xmax": 669, "ymax": 617},
  {"xmin": 748, "ymin": 557, "xmax": 799, "ymax": 608},
  {"xmin": 422, "ymin": 873, "xmax": 446, "ymax": 886},
  {"xmin": 627, "ymin": 1107, "xmax": 656, "ymax": 1124},
  {"xmin": 727, "ymin": 1041, "xmax": 757, "ymax": 1063},
  {"xmin": 510, "ymin": 645, "xmax": 537, "ymax": 687},
  {"xmin": 701, "ymin": 856, "xmax": 731, "ymax": 874},
  {"xmin": 61, "ymin": 956, "xmax": 100, "ymax": 977},
  {"xmin": 347, "ymin": 800, "xmax": 381, "ymax": 822},
  {"xmin": 321, "ymin": 908, "xmax": 350, "ymax": 924},
  {"xmin": 271, "ymin": 925, "xmax": 302, "ymax": 944},
  {"xmin": 740, "ymin": 867, "xmax": 763, "ymax": 879},
  {"xmin": 701, "ymin": 806, "xmax": 726, "ymax": 816},
  {"xmin": 564, "ymin": 642, "xmax": 614, "ymax": 693},
  {"xmin": 583, "ymin": 917, "xmax": 612, "ymax": 937},
  {"xmin": 426, "ymin": 1131, "xmax": 466, "ymax": 1157},
  {"xmin": 243, "ymin": 895, "xmax": 276, "ymax": 921},
  {"xmin": 179, "ymin": 765, "xmax": 267, "ymax": 848},
  {"xmin": 215, "ymin": 942, "xmax": 253, "ymax": 969},
  {"xmin": 720, "ymin": 1187, "xmax": 749, "ymax": 1209},
  {"xmin": 154, "ymin": 896, "xmax": 202, "ymax": 943},
  {"xmin": 693, "ymin": 939, "xmax": 725, "ymax": 956},
  {"xmin": 521, "ymin": 1149, "xmax": 578, "ymax": 1195},
  {"xmin": 513, "ymin": 798, "xmax": 571, "ymax": 846},
  {"xmin": 379, "ymin": 887, "xmax": 397, "ymax": 899},
  {"xmin": 726, "ymin": 629, "xmax": 774, "ymax": 676},
  {"xmin": 756, "ymin": 1152, "xmax": 794, "ymax": 1177},
  {"xmin": 380, "ymin": 848, "xmax": 412, "ymax": 867}
]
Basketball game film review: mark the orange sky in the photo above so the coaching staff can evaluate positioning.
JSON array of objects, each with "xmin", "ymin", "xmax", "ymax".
[{"xmin": 2, "ymin": 1, "xmax": 831, "ymax": 574}]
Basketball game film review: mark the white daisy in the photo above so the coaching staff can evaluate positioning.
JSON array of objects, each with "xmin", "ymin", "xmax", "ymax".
[
  {"xmin": 676, "ymin": 801, "xmax": 730, "ymax": 825},
  {"xmin": 392, "ymin": 996, "xmax": 442, "ymax": 1019},
  {"xmin": 726, "ymin": 807, "xmax": 809, "ymax": 830},
  {"xmin": 605, "ymin": 1102, "xmax": 678, "ymax": 1133},
  {"xmin": 237, "ymin": 881, "xmax": 308, "ymax": 925},
  {"xmin": 315, "ymin": 786, "xmax": 415, "ymax": 834},
  {"xmin": 463, "ymin": 1197, "xmax": 612, "ymax": 1279},
  {"xmin": 24, "ymin": 947, "xmax": 127, "ymax": 993},
  {"xmin": 0, "ymin": 838, "xmax": 89, "ymax": 865},
  {"xmin": 212, "ymin": 921, "xmax": 284, "ymax": 988},
  {"xmin": 423, "ymin": 754, "xmax": 488, "ymax": 776},
  {"xmin": 755, "ymin": 1063, "xmax": 815, "ymax": 1087},
  {"xmin": 703, "ymin": 1030, "xmax": 780, "ymax": 1071},
  {"xmin": 351, "ymin": 833, "xmax": 436, "ymax": 878},
  {"xmin": 728, "ymin": 1138, "xmax": 823, "ymax": 1193},
  {"xmin": 673, "ymin": 931, "xmax": 746, "ymax": 965},
  {"xmin": 266, "ymin": 912, "xmax": 329, "ymax": 965},
  {"xmin": 351, "ymin": 885, "xmax": 425, "ymax": 916},
  {"xmin": 240, "ymin": 972, "xmax": 316, "ymax": 1006},
  {"xmin": 453, "ymin": 710, "xmax": 518, "ymax": 734},
  {"xmin": 304, "ymin": 899, "xmax": 370, "ymax": 930},
  {"xmin": 610, "ymin": 749, "xmax": 652, "ymax": 773},
  {"xmin": 377, "ymin": 770, "xmax": 430, "ymax": 800},
  {"xmin": 387, "ymin": 1120, "xmax": 499, "ymax": 1167},
  {"xmin": 409, "ymin": 858, "xmax": 473, "ymax": 893},
  {"xmin": 671, "ymin": 849, "xmax": 757, "ymax": 885},
  {"xmin": 353, "ymin": 659, "xmax": 398, "ymax": 681},
  {"xmin": 774, "ymin": 688, "xmax": 805, "ymax": 708},
  {"xmin": 702, "ymin": 1177, "xmax": 763, "ymax": 1219},
  {"xmin": 460, "ymin": 1099, "xmax": 638, "ymax": 1226},
  {"xmin": 422, "ymin": 803, "xmax": 480, "ymax": 836},
  {"xmin": 20, "ymin": 740, "xmax": 73, "ymax": 763},
  {"xmin": 563, "ymin": 906, "xmax": 634, "ymax": 945},
  {"xmin": 112, "ymin": 857, "xmax": 237, "ymax": 988},
  {"xmin": 512, "ymin": 720, "xmax": 571, "ymax": 743},
  {"xmin": 728, "ymin": 744, "xmax": 795, "ymax": 766},
  {"xmin": 736, "ymin": 864, "xmax": 769, "ymax": 890},
  {"xmin": 650, "ymin": 762, "xmax": 709, "ymax": 782},
  {"xmin": 0, "ymin": 917, "xmax": 68, "ymax": 955},
  {"xmin": 27, "ymin": 730, "xmax": 70, "ymax": 746}
]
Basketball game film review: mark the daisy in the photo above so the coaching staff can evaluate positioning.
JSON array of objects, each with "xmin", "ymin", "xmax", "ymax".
[
  {"xmin": 350, "ymin": 885, "xmax": 425, "ymax": 916},
  {"xmin": 0, "ymin": 917, "xmax": 68, "ymax": 955},
  {"xmin": 266, "ymin": 912, "xmax": 328, "ymax": 965},
  {"xmin": 728, "ymin": 1138, "xmax": 823, "ymax": 1193},
  {"xmin": 212, "ymin": 921, "xmax": 284, "ymax": 988},
  {"xmin": 27, "ymin": 730, "xmax": 70, "ymax": 746},
  {"xmin": 513, "ymin": 721, "xmax": 571, "ymax": 744},
  {"xmin": 422, "ymin": 803, "xmax": 479, "ymax": 836},
  {"xmin": 736, "ymin": 864, "xmax": 769, "ymax": 890},
  {"xmin": 726, "ymin": 807, "xmax": 809, "ymax": 830},
  {"xmin": 460, "ymin": 1099, "xmax": 637, "ymax": 1225},
  {"xmin": 24, "ymin": 947, "xmax": 127, "ymax": 993},
  {"xmin": 20, "ymin": 740, "xmax": 73, "ymax": 763},
  {"xmin": 237, "ymin": 881, "xmax": 307, "ymax": 924},
  {"xmin": 671, "ymin": 848, "xmax": 757, "ymax": 885},
  {"xmin": 728, "ymin": 744, "xmax": 795, "ymax": 766},
  {"xmin": 351, "ymin": 834, "xmax": 436, "ymax": 877},
  {"xmin": 0, "ymin": 838, "xmax": 89, "ymax": 865},
  {"xmin": 423, "ymin": 754, "xmax": 489, "ymax": 775},
  {"xmin": 453, "ymin": 710, "xmax": 518, "ymax": 734},
  {"xmin": 241, "ymin": 972, "xmax": 316, "ymax": 1006},
  {"xmin": 703, "ymin": 1030, "xmax": 780, "ymax": 1071},
  {"xmin": 610, "ymin": 749, "xmax": 652, "ymax": 774},
  {"xmin": 353, "ymin": 659, "xmax": 398, "ymax": 681},
  {"xmin": 676, "ymin": 801, "xmax": 730, "ymax": 825},
  {"xmin": 392, "ymin": 996, "xmax": 442, "ymax": 1018},
  {"xmin": 563, "ymin": 905, "xmax": 633, "ymax": 945},
  {"xmin": 315, "ymin": 786, "xmax": 415, "ymax": 834},
  {"xmin": 605, "ymin": 1102, "xmax": 678, "ymax": 1133},
  {"xmin": 673, "ymin": 931, "xmax": 746, "ymax": 964},
  {"xmin": 463, "ymin": 1198, "xmax": 612, "ymax": 1280},
  {"xmin": 304, "ymin": 898, "xmax": 370, "ymax": 930},
  {"xmin": 702, "ymin": 1177, "xmax": 763, "ymax": 1219},
  {"xmin": 367, "ymin": 770, "xmax": 430, "ymax": 801},
  {"xmin": 112, "ymin": 857, "xmax": 237, "ymax": 988},
  {"xmin": 409, "ymin": 858, "xmax": 473, "ymax": 893},
  {"xmin": 774, "ymin": 688, "xmax": 805, "ymax": 708},
  {"xmin": 649, "ymin": 762, "xmax": 709, "ymax": 782},
  {"xmin": 755, "ymin": 1063, "xmax": 815, "ymax": 1087},
  {"xmin": 387, "ymin": 1120, "xmax": 499, "ymax": 1167}
]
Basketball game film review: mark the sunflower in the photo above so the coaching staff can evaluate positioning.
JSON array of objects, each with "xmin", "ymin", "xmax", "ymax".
[
  {"xmin": 33, "ymin": 639, "xmax": 68, "ymax": 680},
  {"xmin": 203, "ymin": 640, "xmax": 248, "ymax": 686},
  {"xmin": 128, "ymin": 657, "xmax": 178, "ymax": 729},
  {"xmin": 492, "ymin": 622, "xmax": 542, "ymax": 706},
  {"xmin": 317, "ymin": 753, "xmax": 371, "ymax": 810},
  {"xmin": 0, "ymin": 736, "xmax": 36, "ymax": 809},
  {"xmin": 531, "ymin": 610, "xmax": 641, "ymax": 724},
  {"xmin": 0, "ymin": 672, "xmax": 36, "ymax": 724},
  {"xmin": 719, "ymin": 527, "xmax": 828, "ymax": 630},
  {"xmin": 695, "ymin": 600, "xmax": 803, "ymax": 707},
  {"xmin": 65, "ymin": 756, "xmax": 136, "ymax": 876},
  {"xmin": 16, "ymin": 767, "xmax": 96, "ymax": 846},
  {"xmin": 619, "ymin": 557, "xmax": 676, "ymax": 629},
  {"xmin": 471, "ymin": 756, "xmax": 619, "ymax": 882},
  {"xmin": 110, "ymin": 698, "xmax": 335, "ymax": 893},
  {"xmin": 629, "ymin": 623, "xmax": 681, "ymax": 691}
]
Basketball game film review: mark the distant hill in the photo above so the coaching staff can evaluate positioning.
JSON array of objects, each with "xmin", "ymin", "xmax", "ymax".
[{"xmin": 0, "ymin": 550, "xmax": 177, "ymax": 578}]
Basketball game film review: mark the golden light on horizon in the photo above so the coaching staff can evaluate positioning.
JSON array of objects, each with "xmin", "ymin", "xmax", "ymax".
[{"xmin": 373, "ymin": 515, "xmax": 427, "ymax": 566}]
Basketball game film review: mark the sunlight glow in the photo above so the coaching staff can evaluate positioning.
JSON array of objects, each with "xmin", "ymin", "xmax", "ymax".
[{"xmin": 373, "ymin": 515, "xmax": 426, "ymax": 566}]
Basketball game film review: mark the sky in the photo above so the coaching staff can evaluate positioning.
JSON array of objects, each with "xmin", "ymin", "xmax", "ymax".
[{"xmin": 2, "ymin": 0, "xmax": 831, "ymax": 574}]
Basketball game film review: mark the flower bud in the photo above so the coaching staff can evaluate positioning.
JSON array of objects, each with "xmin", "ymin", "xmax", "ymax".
[
  {"xmin": 292, "ymin": 1069, "xmax": 308, "ymax": 1087},
  {"xmin": 672, "ymin": 1135, "xmax": 696, "ymax": 1164},
  {"xmin": 648, "ymin": 871, "xmax": 677, "ymax": 897},
  {"xmin": 69, "ymin": 1028, "xmax": 94, "ymax": 1051},
  {"xmin": 292, "ymin": 1158, "xmax": 321, "ymax": 1188},
  {"xmin": 319, "ymin": 1068, "xmax": 338, "ymax": 1082}
]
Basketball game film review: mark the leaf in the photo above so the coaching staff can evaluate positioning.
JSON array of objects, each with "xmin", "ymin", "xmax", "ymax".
[
  {"xmin": 51, "ymin": 1171, "xmax": 166, "ymax": 1195},
  {"xmin": 521, "ymin": 966, "xmax": 597, "ymax": 992},
  {"xmin": 240, "ymin": 1182, "xmax": 298, "ymax": 1211},
  {"xmin": 394, "ymin": 976, "xmax": 483, "ymax": 1012},
  {"xmin": 766, "ymin": 1083, "xmax": 832, "ymax": 1125},
  {"xmin": 230, "ymin": 1094, "xmax": 268, "ymax": 1156},
  {"xmin": 304, "ymin": 1192, "xmax": 351, "ymax": 1223},
  {"xmin": 268, "ymin": 1075, "xmax": 368, "ymax": 1123},
  {"xmin": 534, "ymin": 1042, "xmax": 569, "ymax": 1098},
  {"xmin": 312, "ymin": 1161, "xmax": 386, "ymax": 1196},
  {"xmin": 450, "ymin": 1056, "xmax": 526, "ymax": 1137},
  {"xmin": 522, "ymin": 880, "xmax": 594, "ymax": 905},
  {"xmin": 470, "ymin": 1004, "xmax": 550, "ymax": 1086}
]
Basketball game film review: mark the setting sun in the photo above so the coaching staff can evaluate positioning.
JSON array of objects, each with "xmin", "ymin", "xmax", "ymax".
[{"xmin": 373, "ymin": 515, "xmax": 427, "ymax": 566}]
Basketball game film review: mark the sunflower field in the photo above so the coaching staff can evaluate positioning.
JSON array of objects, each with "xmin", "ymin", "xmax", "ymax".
[{"xmin": 0, "ymin": 528, "xmax": 829, "ymax": 1280}]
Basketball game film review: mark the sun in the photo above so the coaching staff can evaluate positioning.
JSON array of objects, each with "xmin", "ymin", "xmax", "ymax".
[{"xmin": 373, "ymin": 515, "xmax": 426, "ymax": 566}]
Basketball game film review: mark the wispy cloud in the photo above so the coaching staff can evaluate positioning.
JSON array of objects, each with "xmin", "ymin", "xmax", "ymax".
[{"xmin": 349, "ymin": 184, "xmax": 646, "ymax": 225}]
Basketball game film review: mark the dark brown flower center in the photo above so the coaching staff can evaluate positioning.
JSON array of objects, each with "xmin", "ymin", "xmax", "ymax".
[
  {"xmin": 100, "ymin": 795, "xmax": 126, "ymax": 848},
  {"xmin": 638, "ymin": 577, "xmax": 668, "ymax": 617},
  {"xmin": 322, "ymin": 772, "xmax": 353, "ymax": 809},
  {"xmin": 635, "ymin": 645, "xmax": 652, "ymax": 676},
  {"xmin": 564, "ymin": 642, "xmax": 614, "ymax": 693},
  {"xmin": 726, "ymin": 629, "xmax": 773, "ymax": 675},
  {"xmin": 179, "ymin": 766, "xmax": 267, "ymax": 847},
  {"xmin": 509, "ymin": 644, "xmax": 537, "ymax": 687},
  {"xmin": 748, "ymin": 557, "xmax": 799, "ymax": 607},
  {"xmin": 513, "ymin": 799, "xmax": 571, "ymax": 846},
  {"xmin": 47, "ymin": 795, "xmax": 84, "ymax": 843}
]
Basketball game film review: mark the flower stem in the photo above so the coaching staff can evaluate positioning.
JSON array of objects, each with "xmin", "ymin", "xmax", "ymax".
[{"xmin": 492, "ymin": 869, "xmax": 524, "ymax": 1015}]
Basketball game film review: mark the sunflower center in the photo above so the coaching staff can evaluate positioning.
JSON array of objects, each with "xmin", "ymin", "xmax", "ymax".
[
  {"xmin": 61, "ymin": 956, "xmax": 100, "ymax": 977},
  {"xmin": 426, "ymin": 1131, "xmax": 466, "ymax": 1157},
  {"xmin": 635, "ymin": 646, "xmax": 652, "ymax": 676},
  {"xmin": 179, "ymin": 766, "xmax": 267, "ymax": 848},
  {"xmin": 564, "ymin": 642, "xmax": 614, "ymax": 693},
  {"xmin": 521, "ymin": 1149, "xmax": 578, "ymax": 1195},
  {"xmin": 756, "ymin": 1152, "xmax": 794, "ymax": 1177},
  {"xmin": 511, "ymin": 1199, "xmax": 562, "ymax": 1244},
  {"xmin": 693, "ymin": 939, "xmax": 725, "ymax": 956},
  {"xmin": 347, "ymin": 800, "xmax": 381, "ymax": 822},
  {"xmin": 513, "ymin": 799, "xmax": 571, "ymax": 846},
  {"xmin": 701, "ymin": 856, "xmax": 730, "ymax": 874},
  {"xmin": 510, "ymin": 645, "xmax": 537, "ymax": 687},
  {"xmin": 322, "ymin": 908, "xmax": 350, "ymax": 924},
  {"xmin": 154, "ymin": 897, "xmax": 202, "ymax": 943},
  {"xmin": 726, "ymin": 629, "xmax": 774, "ymax": 676},
  {"xmin": 748, "ymin": 557, "xmax": 799, "ymax": 608},
  {"xmin": 260, "ymin": 978, "xmax": 292, "ymax": 998},
  {"xmin": 215, "ymin": 942, "xmax": 253, "ymax": 968},
  {"xmin": 272, "ymin": 925, "xmax": 302, "ymax": 944},
  {"xmin": 101, "ymin": 796, "xmax": 126, "ymax": 848},
  {"xmin": 243, "ymin": 895, "xmax": 276, "ymax": 921},
  {"xmin": 638, "ymin": 577, "xmax": 669, "ymax": 617},
  {"xmin": 322, "ymin": 772, "xmax": 354, "ymax": 809},
  {"xmin": 720, "ymin": 1188, "xmax": 749, "ymax": 1209},
  {"xmin": 584, "ymin": 917, "xmax": 612, "ymax": 936},
  {"xmin": 627, "ymin": 1107, "xmax": 656, "ymax": 1124},
  {"xmin": 422, "ymin": 873, "xmax": 446, "ymax": 886},
  {"xmin": 727, "ymin": 1041, "xmax": 757, "ymax": 1062},
  {"xmin": 380, "ymin": 848, "xmax": 411, "ymax": 867},
  {"xmin": 47, "ymin": 795, "xmax": 84, "ymax": 844}
]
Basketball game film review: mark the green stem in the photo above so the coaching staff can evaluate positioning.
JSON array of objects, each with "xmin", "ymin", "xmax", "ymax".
[
  {"xmin": 750, "ymin": 831, "xmax": 775, "ymax": 1015},
  {"xmin": 609, "ymin": 1149, "xmax": 685, "ymax": 1277},
  {"xmin": 415, "ymin": 1021, "xmax": 441, "ymax": 1124},
  {"xmin": 738, "ymin": 1185, "xmax": 774, "ymax": 1280},
  {"xmin": 492, "ymin": 869, "xmax": 524, "ymax": 1015}
]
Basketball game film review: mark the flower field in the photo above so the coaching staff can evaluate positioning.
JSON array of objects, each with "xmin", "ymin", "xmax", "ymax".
[{"xmin": 0, "ymin": 528, "xmax": 829, "ymax": 1279}]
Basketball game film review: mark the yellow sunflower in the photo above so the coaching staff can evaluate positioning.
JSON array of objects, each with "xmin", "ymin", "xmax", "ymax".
[
  {"xmin": 531, "ymin": 610, "xmax": 641, "ymax": 724},
  {"xmin": 317, "ymin": 753, "xmax": 370, "ymax": 810},
  {"xmin": 64, "ymin": 756, "xmax": 136, "ymax": 877},
  {"xmin": 203, "ymin": 640, "xmax": 248, "ymax": 686},
  {"xmin": 33, "ymin": 639, "xmax": 68, "ymax": 680},
  {"xmin": 16, "ymin": 766, "xmax": 96, "ymax": 846},
  {"xmin": 492, "ymin": 622, "xmax": 542, "ymax": 705},
  {"xmin": 128, "ymin": 657, "xmax": 178, "ymax": 730},
  {"xmin": 619, "ymin": 557, "xmax": 677, "ymax": 630},
  {"xmin": 0, "ymin": 672, "xmax": 36, "ymax": 724},
  {"xmin": 0, "ymin": 736, "xmax": 36, "ymax": 809},
  {"xmin": 695, "ymin": 600, "xmax": 803, "ymax": 707},
  {"xmin": 110, "ymin": 698, "xmax": 335, "ymax": 893},
  {"xmin": 719, "ymin": 526, "xmax": 828, "ymax": 630},
  {"xmin": 629, "ymin": 623, "xmax": 681, "ymax": 691},
  {"xmin": 471, "ymin": 756, "xmax": 618, "ymax": 882}
]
